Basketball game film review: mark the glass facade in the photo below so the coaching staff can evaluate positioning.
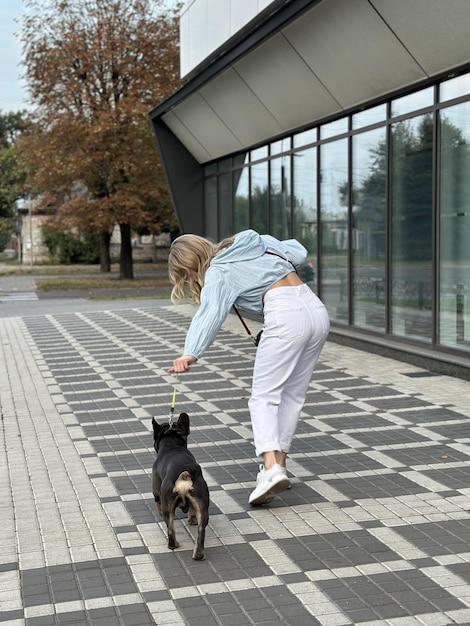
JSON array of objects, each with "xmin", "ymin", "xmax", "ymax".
[
  {"xmin": 438, "ymin": 101, "xmax": 470, "ymax": 350},
  {"xmin": 270, "ymin": 154, "xmax": 290, "ymax": 240},
  {"xmin": 234, "ymin": 167, "xmax": 249, "ymax": 234},
  {"xmin": 293, "ymin": 146, "xmax": 317, "ymax": 291},
  {"xmin": 202, "ymin": 71, "xmax": 470, "ymax": 358},
  {"xmin": 390, "ymin": 114, "xmax": 433, "ymax": 342},
  {"xmin": 320, "ymin": 138, "xmax": 349, "ymax": 322},
  {"xmin": 352, "ymin": 126, "xmax": 386, "ymax": 332}
]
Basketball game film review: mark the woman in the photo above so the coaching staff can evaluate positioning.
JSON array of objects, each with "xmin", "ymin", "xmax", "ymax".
[{"xmin": 168, "ymin": 229, "xmax": 329, "ymax": 505}]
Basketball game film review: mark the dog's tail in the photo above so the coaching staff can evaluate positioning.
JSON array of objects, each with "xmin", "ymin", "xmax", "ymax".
[{"xmin": 173, "ymin": 471, "xmax": 194, "ymax": 498}]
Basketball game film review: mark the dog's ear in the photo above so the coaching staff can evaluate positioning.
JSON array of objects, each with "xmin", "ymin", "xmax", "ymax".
[
  {"xmin": 152, "ymin": 417, "xmax": 163, "ymax": 439},
  {"xmin": 177, "ymin": 412, "xmax": 190, "ymax": 436}
]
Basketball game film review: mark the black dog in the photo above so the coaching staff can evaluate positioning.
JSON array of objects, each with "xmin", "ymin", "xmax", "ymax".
[{"xmin": 152, "ymin": 412, "xmax": 209, "ymax": 560}]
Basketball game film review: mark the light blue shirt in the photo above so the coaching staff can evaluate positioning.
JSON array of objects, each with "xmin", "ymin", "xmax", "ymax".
[{"xmin": 182, "ymin": 230, "xmax": 307, "ymax": 359}]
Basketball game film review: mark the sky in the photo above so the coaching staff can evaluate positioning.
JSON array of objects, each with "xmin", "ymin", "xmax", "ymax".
[
  {"xmin": 0, "ymin": 0, "xmax": 183, "ymax": 115},
  {"xmin": 0, "ymin": 0, "xmax": 29, "ymax": 113}
]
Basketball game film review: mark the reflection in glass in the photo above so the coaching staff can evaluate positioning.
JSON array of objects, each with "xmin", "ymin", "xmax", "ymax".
[
  {"xmin": 440, "ymin": 72, "xmax": 470, "ymax": 102},
  {"xmin": 204, "ymin": 177, "xmax": 218, "ymax": 241},
  {"xmin": 204, "ymin": 162, "xmax": 217, "ymax": 175},
  {"xmin": 234, "ymin": 167, "xmax": 249, "ymax": 233},
  {"xmin": 352, "ymin": 104, "xmax": 387, "ymax": 129},
  {"xmin": 270, "ymin": 155, "xmax": 291, "ymax": 240},
  {"xmin": 391, "ymin": 87, "xmax": 433, "ymax": 117},
  {"xmin": 293, "ymin": 147, "xmax": 317, "ymax": 291},
  {"xmin": 320, "ymin": 118, "xmax": 348, "ymax": 139},
  {"xmin": 438, "ymin": 103, "xmax": 470, "ymax": 352},
  {"xmin": 251, "ymin": 146, "xmax": 268, "ymax": 162},
  {"xmin": 234, "ymin": 153, "xmax": 248, "ymax": 169},
  {"xmin": 293, "ymin": 128, "xmax": 317, "ymax": 149},
  {"xmin": 251, "ymin": 161, "xmax": 268, "ymax": 233},
  {"xmin": 218, "ymin": 172, "xmax": 232, "ymax": 238},
  {"xmin": 270, "ymin": 138, "xmax": 291, "ymax": 155},
  {"xmin": 320, "ymin": 139, "xmax": 349, "ymax": 322},
  {"xmin": 390, "ymin": 114, "xmax": 433, "ymax": 341},
  {"xmin": 352, "ymin": 127, "xmax": 386, "ymax": 331},
  {"xmin": 218, "ymin": 157, "xmax": 232, "ymax": 172}
]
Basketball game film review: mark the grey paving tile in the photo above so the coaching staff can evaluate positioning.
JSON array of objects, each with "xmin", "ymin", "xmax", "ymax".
[
  {"xmin": 26, "ymin": 616, "xmax": 59, "ymax": 626},
  {"xmin": 2, "ymin": 304, "xmax": 470, "ymax": 626},
  {"xmin": 395, "ymin": 407, "xmax": 469, "ymax": 423}
]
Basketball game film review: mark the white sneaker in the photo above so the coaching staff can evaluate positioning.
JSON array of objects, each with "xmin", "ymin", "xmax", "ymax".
[
  {"xmin": 249, "ymin": 463, "xmax": 291, "ymax": 506},
  {"xmin": 280, "ymin": 466, "xmax": 292, "ymax": 489}
]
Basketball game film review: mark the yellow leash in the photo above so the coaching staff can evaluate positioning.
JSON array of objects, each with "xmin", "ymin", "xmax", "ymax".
[
  {"xmin": 168, "ymin": 353, "xmax": 186, "ymax": 425},
  {"xmin": 168, "ymin": 372, "xmax": 179, "ymax": 426}
]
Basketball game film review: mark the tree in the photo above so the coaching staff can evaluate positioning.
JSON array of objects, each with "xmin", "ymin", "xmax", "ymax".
[
  {"xmin": 0, "ymin": 111, "xmax": 30, "ymax": 250},
  {"xmin": 0, "ymin": 111, "xmax": 30, "ymax": 151},
  {"xmin": 18, "ymin": 0, "xmax": 181, "ymax": 277},
  {"xmin": 0, "ymin": 111, "xmax": 29, "ymax": 218},
  {"xmin": 352, "ymin": 138, "xmax": 387, "ymax": 262},
  {"xmin": 355, "ymin": 114, "xmax": 470, "ymax": 266},
  {"xmin": 0, "ymin": 145, "xmax": 22, "ymax": 219},
  {"xmin": 352, "ymin": 118, "xmax": 432, "ymax": 263},
  {"xmin": 439, "ymin": 112, "xmax": 470, "ymax": 263}
]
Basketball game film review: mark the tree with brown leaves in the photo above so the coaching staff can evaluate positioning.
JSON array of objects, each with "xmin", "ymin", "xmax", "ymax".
[{"xmin": 18, "ymin": 0, "xmax": 181, "ymax": 277}]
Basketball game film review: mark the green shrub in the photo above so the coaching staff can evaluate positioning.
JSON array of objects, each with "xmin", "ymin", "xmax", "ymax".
[{"xmin": 42, "ymin": 228, "xmax": 100, "ymax": 264}]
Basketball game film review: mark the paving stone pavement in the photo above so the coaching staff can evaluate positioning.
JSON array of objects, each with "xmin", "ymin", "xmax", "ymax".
[{"xmin": 1, "ymin": 300, "xmax": 470, "ymax": 626}]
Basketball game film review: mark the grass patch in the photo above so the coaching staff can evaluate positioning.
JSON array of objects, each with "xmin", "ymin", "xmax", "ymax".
[
  {"xmin": 35, "ymin": 276, "xmax": 170, "ymax": 291},
  {"xmin": 0, "ymin": 261, "xmax": 171, "ymax": 292},
  {"xmin": 88, "ymin": 294, "xmax": 170, "ymax": 301},
  {"xmin": 0, "ymin": 262, "xmax": 168, "ymax": 277}
]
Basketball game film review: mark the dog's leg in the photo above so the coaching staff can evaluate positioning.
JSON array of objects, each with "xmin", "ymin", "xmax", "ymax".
[
  {"xmin": 163, "ymin": 497, "xmax": 180, "ymax": 550},
  {"xmin": 187, "ymin": 501, "xmax": 197, "ymax": 525},
  {"xmin": 185, "ymin": 496, "xmax": 208, "ymax": 560},
  {"xmin": 152, "ymin": 465, "xmax": 162, "ymax": 516},
  {"xmin": 155, "ymin": 499, "xmax": 162, "ymax": 517},
  {"xmin": 194, "ymin": 509, "xmax": 208, "ymax": 561}
]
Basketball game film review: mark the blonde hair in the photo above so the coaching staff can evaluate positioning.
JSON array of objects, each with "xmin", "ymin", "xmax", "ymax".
[{"xmin": 168, "ymin": 234, "xmax": 235, "ymax": 304}]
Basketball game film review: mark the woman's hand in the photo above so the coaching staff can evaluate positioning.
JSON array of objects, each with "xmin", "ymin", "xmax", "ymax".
[{"xmin": 168, "ymin": 355, "xmax": 197, "ymax": 373}]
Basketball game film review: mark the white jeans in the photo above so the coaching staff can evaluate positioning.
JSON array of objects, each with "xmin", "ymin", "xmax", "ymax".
[{"xmin": 248, "ymin": 284, "xmax": 330, "ymax": 457}]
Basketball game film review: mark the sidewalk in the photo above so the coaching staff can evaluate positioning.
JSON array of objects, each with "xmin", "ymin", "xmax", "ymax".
[{"xmin": 1, "ymin": 299, "xmax": 470, "ymax": 626}]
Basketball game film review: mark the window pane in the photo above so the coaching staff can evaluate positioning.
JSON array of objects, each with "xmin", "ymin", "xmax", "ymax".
[
  {"xmin": 250, "ymin": 161, "xmax": 268, "ymax": 233},
  {"xmin": 320, "ymin": 118, "xmax": 348, "ymax": 139},
  {"xmin": 204, "ymin": 163, "xmax": 217, "ymax": 175},
  {"xmin": 352, "ymin": 104, "xmax": 387, "ymax": 129},
  {"xmin": 293, "ymin": 128, "xmax": 317, "ymax": 149},
  {"xmin": 204, "ymin": 177, "xmax": 218, "ymax": 241},
  {"xmin": 234, "ymin": 168, "xmax": 249, "ymax": 233},
  {"xmin": 390, "ymin": 114, "xmax": 433, "ymax": 341},
  {"xmin": 438, "ymin": 103, "xmax": 470, "ymax": 352},
  {"xmin": 218, "ymin": 172, "xmax": 232, "ymax": 238},
  {"xmin": 270, "ymin": 155, "xmax": 291, "ymax": 240},
  {"xmin": 270, "ymin": 138, "xmax": 291, "ymax": 155},
  {"xmin": 352, "ymin": 127, "xmax": 387, "ymax": 331},
  {"xmin": 391, "ymin": 87, "xmax": 433, "ymax": 117},
  {"xmin": 233, "ymin": 153, "xmax": 248, "ymax": 168},
  {"xmin": 440, "ymin": 72, "xmax": 470, "ymax": 102},
  {"xmin": 320, "ymin": 139, "xmax": 349, "ymax": 321},
  {"xmin": 293, "ymin": 147, "xmax": 317, "ymax": 291},
  {"xmin": 251, "ymin": 146, "xmax": 268, "ymax": 162},
  {"xmin": 218, "ymin": 157, "xmax": 232, "ymax": 172}
]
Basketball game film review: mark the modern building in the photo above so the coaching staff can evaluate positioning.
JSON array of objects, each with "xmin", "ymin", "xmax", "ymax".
[{"xmin": 149, "ymin": 0, "xmax": 470, "ymax": 378}]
